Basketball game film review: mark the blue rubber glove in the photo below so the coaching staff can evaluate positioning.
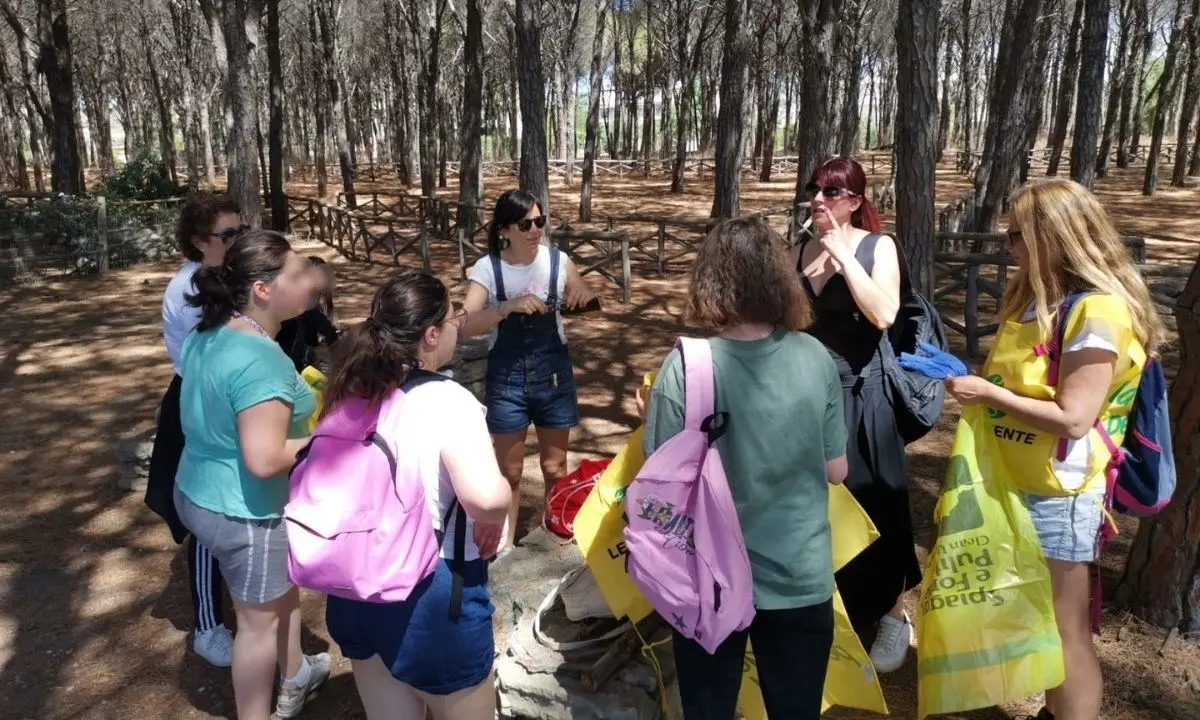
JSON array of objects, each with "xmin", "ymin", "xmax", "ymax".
[{"xmin": 898, "ymin": 342, "xmax": 969, "ymax": 380}]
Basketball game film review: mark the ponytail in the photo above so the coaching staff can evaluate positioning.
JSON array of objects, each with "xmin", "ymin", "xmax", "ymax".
[
  {"xmin": 321, "ymin": 270, "xmax": 452, "ymax": 416},
  {"xmin": 185, "ymin": 229, "xmax": 293, "ymax": 332},
  {"xmin": 188, "ymin": 265, "xmax": 242, "ymax": 331}
]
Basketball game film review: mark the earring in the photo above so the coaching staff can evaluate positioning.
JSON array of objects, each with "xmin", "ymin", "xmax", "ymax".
[{"xmin": 499, "ymin": 235, "xmax": 511, "ymax": 250}]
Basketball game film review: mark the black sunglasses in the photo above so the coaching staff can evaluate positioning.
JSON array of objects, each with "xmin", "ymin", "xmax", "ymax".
[
  {"xmin": 804, "ymin": 184, "xmax": 858, "ymax": 199},
  {"xmin": 211, "ymin": 225, "xmax": 251, "ymax": 242},
  {"xmin": 513, "ymin": 216, "xmax": 547, "ymax": 232}
]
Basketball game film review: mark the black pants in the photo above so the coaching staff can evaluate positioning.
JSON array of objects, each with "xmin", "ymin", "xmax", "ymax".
[
  {"xmin": 673, "ymin": 600, "xmax": 834, "ymax": 720},
  {"xmin": 146, "ymin": 375, "xmax": 226, "ymax": 632}
]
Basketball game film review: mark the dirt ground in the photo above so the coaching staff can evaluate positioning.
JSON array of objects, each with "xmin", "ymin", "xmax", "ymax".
[{"xmin": 1, "ymin": 162, "xmax": 1198, "ymax": 719}]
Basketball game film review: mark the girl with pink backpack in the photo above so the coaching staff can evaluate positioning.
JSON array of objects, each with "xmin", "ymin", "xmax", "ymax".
[
  {"xmin": 315, "ymin": 271, "xmax": 512, "ymax": 720},
  {"xmin": 639, "ymin": 218, "xmax": 850, "ymax": 719}
]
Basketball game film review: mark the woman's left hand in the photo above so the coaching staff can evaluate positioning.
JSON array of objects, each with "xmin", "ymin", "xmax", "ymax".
[{"xmin": 947, "ymin": 375, "xmax": 996, "ymax": 406}]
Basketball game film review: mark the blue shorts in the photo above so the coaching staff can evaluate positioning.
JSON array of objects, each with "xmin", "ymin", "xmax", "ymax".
[
  {"xmin": 1024, "ymin": 489, "xmax": 1105, "ymax": 563},
  {"xmin": 485, "ymin": 350, "xmax": 579, "ymax": 435},
  {"xmin": 325, "ymin": 558, "xmax": 494, "ymax": 695}
]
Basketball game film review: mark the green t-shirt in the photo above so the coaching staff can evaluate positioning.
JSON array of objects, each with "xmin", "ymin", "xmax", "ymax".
[
  {"xmin": 176, "ymin": 325, "xmax": 315, "ymax": 519},
  {"xmin": 644, "ymin": 330, "xmax": 847, "ymax": 610}
]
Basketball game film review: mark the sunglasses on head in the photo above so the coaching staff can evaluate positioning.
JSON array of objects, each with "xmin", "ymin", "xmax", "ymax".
[
  {"xmin": 211, "ymin": 225, "xmax": 251, "ymax": 242},
  {"xmin": 804, "ymin": 184, "xmax": 857, "ymax": 199},
  {"xmin": 513, "ymin": 216, "xmax": 547, "ymax": 232}
]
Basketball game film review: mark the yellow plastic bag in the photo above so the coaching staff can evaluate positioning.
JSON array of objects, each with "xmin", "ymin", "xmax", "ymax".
[
  {"xmin": 300, "ymin": 366, "xmax": 327, "ymax": 432},
  {"xmin": 573, "ymin": 372, "xmax": 887, "ymax": 716},
  {"xmin": 737, "ymin": 484, "xmax": 888, "ymax": 719},
  {"xmin": 916, "ymin": 405, "xmax": 1065, "ymax": 718}
]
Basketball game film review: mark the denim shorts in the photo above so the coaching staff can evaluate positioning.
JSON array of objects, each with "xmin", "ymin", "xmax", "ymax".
[
  {"xmin": 1024, "ymin": 489, "xmax": 1106, "ymax": 563},
  {"xmin": 326, "ymin": 558, "xmax": 494, "ymax": 696},
  {"xmin": 485, "ymin": 350, "xmax": 580, "ymax": 435}
]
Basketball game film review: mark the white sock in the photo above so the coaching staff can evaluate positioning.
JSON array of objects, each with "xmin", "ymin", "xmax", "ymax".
[{"xmin": 283, "ymin": 656, "xmax": 312, "ymax": 688}]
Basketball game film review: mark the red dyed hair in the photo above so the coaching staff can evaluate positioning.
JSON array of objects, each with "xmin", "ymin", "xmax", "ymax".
[{"xmin": 808, "ymin": 157, "xmax": 882, "ymax": 232}]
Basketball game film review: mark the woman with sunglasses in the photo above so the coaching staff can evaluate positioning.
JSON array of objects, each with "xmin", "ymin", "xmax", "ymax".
[
  {"xmin": 145, "ymin": 193, "xmax": 245, "ymax": 668},
  {"xmin": 792, "ymin": 156, "xmax": 920, "ymax": 674},
  {"xmin": 461, "ymin": 189, "xmax": 597, "ymax": 552}
]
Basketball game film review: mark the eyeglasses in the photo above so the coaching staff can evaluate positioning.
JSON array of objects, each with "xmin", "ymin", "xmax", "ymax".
[
  {"xmin": 446, "ymin": 302, "xmax": 468, "ymax": 328},
  {"xmin": 210, "ymin": 225, "xmax": 250, "ymax": 242},
  {"xmin": 804, "ymin": 184, "xmax": 858, "ymax": 199},
  {"xmin": 514, "ymin": 216, "xmax": 547, "ymax": 232}
]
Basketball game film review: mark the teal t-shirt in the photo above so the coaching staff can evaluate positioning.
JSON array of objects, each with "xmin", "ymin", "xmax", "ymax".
[
  {"xmin": 644, "ymin": 330, "xmax": 847, "ymax": 611},
  {"xmin": 176, "ymin": 325, "xmax": 315, "ymax": 519}
]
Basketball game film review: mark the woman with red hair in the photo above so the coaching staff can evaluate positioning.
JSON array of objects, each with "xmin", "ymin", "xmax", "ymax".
[{"xmin": 791, "ymin": 156, "xmax": 920, "ymax": 674}]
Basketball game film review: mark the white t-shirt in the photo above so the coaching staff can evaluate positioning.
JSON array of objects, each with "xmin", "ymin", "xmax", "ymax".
[
  {"xmin": 163, "ymin": 261, "xmax": 203, "ymax": 375},
  {"xmin": 468, "ymin": 245, "xmax": 569, "ymax": 348},
  {"xmin": 384, "ymin": 378, "xmax": 489, "ymax": 561}
]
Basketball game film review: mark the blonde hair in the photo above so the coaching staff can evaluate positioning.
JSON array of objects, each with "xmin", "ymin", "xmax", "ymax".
[{"xmin": 1001, "ymin": 178, "xmax": 1164, "ymax": 350}]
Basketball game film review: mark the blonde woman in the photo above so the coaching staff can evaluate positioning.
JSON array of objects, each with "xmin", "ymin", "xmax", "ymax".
[{"xmin": 946, "ymin": 178, "xmax": 1163, "ymax": 720}]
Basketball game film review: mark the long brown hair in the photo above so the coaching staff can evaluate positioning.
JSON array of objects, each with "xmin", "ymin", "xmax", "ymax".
[
  {"xmin": 321, "ymin": 270, "xmax": 453, "ymax": 414},
  {"xmin": 1002, "ymin": 178, "xmax": 1164, "ymax": 350},
  {"xmin": 687, "ymin": 217, "xmax": 813, "ymax": 331}
]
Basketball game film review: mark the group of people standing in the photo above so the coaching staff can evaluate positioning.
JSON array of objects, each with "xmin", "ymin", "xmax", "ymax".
[{"xmin": 140, "ymin": 153, "xmax": 1158, "ymax": 720}]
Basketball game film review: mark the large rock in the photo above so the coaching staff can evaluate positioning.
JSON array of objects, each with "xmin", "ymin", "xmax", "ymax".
[
  {"xmin": 490, "ymin": 531, "xmax": 681, "ymax": 720},
  {"xmin": 115, "ymin": 428, "xmax": 156, "ymax": 491}
]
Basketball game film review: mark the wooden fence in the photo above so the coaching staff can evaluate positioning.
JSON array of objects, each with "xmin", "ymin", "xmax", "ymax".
[
  {"xmin": 931, "ymin": 231, "xmax": 1187, "ymax": 357},
  {"xmin": 955, "ymin": 143, "xmax": 1180, "ymax": 177}
]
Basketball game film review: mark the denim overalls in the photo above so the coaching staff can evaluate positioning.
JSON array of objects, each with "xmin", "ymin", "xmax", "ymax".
[{"xmin": 484, "ymin": 248, "xmax": 580, "ymax": 434}]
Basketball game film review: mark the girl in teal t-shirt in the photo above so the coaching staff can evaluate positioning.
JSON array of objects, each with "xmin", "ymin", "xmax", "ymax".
[{"xmin": 173, "ymin": 229, "xmax": 327, "ymax": 720}]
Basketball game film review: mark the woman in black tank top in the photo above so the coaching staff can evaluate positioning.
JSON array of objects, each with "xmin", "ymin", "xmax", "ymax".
[{"xmin": 793, "ymin": 157, "xmax": 921, "ymax": 675}]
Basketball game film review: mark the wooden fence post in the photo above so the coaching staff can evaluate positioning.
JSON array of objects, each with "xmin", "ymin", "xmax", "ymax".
[
  {"xmin": 621, "ymin": 232, "xmax": 631, "ymax": 304},
  {"xmin": 96, "ymin": 196, "xmax": 109, "ymax": 274},
  {"xmin": 657, "ymin": 222, "xmax": 666, "ymax": 274},
  {"xmin": 965, "ymin": 264, "xmax": 980, "ymax": 358}
]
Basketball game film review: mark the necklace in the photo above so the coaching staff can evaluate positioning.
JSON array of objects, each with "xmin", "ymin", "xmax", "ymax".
[{"xmin": 233, "ymin": 312, "xmax": 271, "ymax": 339}]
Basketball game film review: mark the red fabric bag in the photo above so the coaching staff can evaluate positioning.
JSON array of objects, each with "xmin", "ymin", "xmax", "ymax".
[{"xmin": 544, "ymin": 458, "xmax": 612, "ymax": 543}]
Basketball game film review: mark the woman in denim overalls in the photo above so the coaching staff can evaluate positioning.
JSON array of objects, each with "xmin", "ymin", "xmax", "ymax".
[{"xmin": 462, "ymin": 190, "xmax": 597, "ymax": 550}]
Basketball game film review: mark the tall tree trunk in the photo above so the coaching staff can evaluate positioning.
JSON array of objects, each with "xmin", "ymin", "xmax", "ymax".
[
  {"xmin": 711, "ymin": 0, "xmax": 749, "ymax": 218},
  {"xmin": 408, "ymin": 0, "xmax": 448, "ymax": 199},
  {"xmin": 25, "ymin": 0, "xmax": 84, "ymax": 194},
  {"xmin": 1171, "ymin": 5, "xmax": 1200, "ymax": 187},
  {"xmin": 1047, "ymin": 0, "xmax": 1084, "ymax": 176},
  {"xmin": 1069, "ymin": 0, "xmax": 1110, "ymax": 189},
  {"xmin": 1143, "ymin": 0, "xmax": 1193, "ymax": 196},
  {"xmin": 458, "ymin": 0, "xmax": 484, "ymax": 232},
  {"xmin": 204, "ymin": 0, "xmax": 267, "ymax": 227},
  {"xmin": 793, "ymin": 0, "xmax": 837, "ymax": 204},
  {"xmin": 611, "ymin": 16, "xmax": 623, "ymax": 160},
  {"xmin": 317, "ymin": 0, "xmax": 355, "ymax": 206},
  {"xmin": 1097, "ymin": 0, "xmax": 1133, "ymax": 177},
  {"xmin": 1116, "ymin": 256, "xmax": 1200, "ymax": 633},
  {"xmin": 579, "ymin": 0, "xmax": 610, "ymax": 222},
  {"xmin": 973, "ymin": 0, "xmax": 1046, "ymax": 232},
  {"xmin": 1023, "ymin": 8, "xmax": 1055, "ymax": 173},
  {"xmin": 0, "ymin": 42, "xmax": 30, "ymax": 189},
  {"xmin": 840, "ymin": 27, "xmax": 864, "ymax": 157},
  {"xmin": 936, "ymin": 24, "xmax": 954, "ymax": 163},
  {"xmin": 1116, "ymin": 0, "xmax": 1147, "ymax": 169},
  {"xmin": 560, "ymin": 62, "xmax": 575, "ymax": 185},
  {"xmin": 267, "ymin": 0, "xmax": 286, "ymax": 230},
  {"xmin": 308, "ymin": 5, "xmax": 328, "ymax": 197},
  {"xmin": 959, "ymin": 0, "xmax": 974, "ymax": 156},
  {"xmin": 515, "ymin": 0, "xmax": 550, "ymax": 215},
  {"xmin": 200, "ymin": 100, "xmax": 217, "ymax": 185},
  {"xmin": 896, "ymin": 0, "xmax": 939, "ymax": 296},
  {"xmin": 1129, "ymin": 16, "xmax": 1152, "ymax": 162},
  {"xmin": 641, "ymin": 0, "xmax": 655, "ymax": 174},
  {"xmin": 508, "ymin": 26, "xmax": 520, "ymax": 162}
]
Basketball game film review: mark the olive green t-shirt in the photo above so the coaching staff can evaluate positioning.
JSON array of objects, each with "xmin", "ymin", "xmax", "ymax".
[{"xmin": 644, "ymin": 330, "xmax": 847, "ymax": 610}]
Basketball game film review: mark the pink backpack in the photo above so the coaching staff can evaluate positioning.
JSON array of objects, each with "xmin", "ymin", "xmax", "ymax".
[
  {"xmin": 624, "ymin": 338, "xmax": 755, "ymax": 653},
  {"xmin": 285, "ymin": 373, "xmax": 467, "ymax": 610}
]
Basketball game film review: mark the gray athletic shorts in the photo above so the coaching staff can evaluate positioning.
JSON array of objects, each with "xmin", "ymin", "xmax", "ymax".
[{"xmin": 174, "ymin": 487, "xmax": 293, "ymax": 604}]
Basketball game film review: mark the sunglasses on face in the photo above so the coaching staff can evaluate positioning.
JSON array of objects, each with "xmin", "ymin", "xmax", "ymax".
[
  {"xmin": 210, "ymin": 225, "xmax": 251, "ymax": 242},
  {"xmin": 804, "ymin": 184, "xmax": 858, "ymax": 199},
  {"xmin": 513, "ymin": 216, "xmax": 547, "ymax": 232}
]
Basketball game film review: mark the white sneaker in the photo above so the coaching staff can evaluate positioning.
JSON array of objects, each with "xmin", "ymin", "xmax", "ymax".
[
  {"xmin": 869, "ymin": 612, "xmax": 913, "ymax": 673},
  {"xmin": 276, "ymin": 652, "xmax": 332, "ymax": 719},
  {"xmin": 193, "ymin": 625, "xmax": 234, "ymax": 668}
]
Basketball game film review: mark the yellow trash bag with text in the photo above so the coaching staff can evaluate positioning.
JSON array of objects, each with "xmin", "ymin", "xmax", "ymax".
[
  {"xmin": 300, "ymin": 366, "xmax": 327, "ymax": 432},
  {"xmin": 573, "ymin": 373, "xmax": 888, "ymax": 716},
  {"xmin": 916, "ymin": 405, "xmax": 1065, "ymax": 718}
]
